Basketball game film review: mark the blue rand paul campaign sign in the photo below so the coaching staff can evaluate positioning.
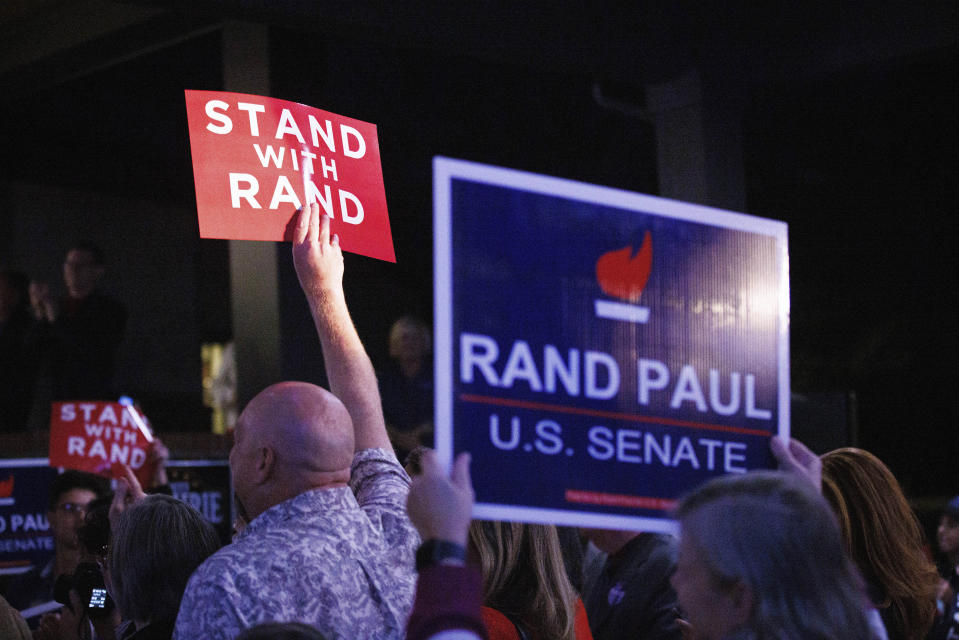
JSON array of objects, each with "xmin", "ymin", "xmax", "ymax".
[{"xmin": 433, "ymin": 157, "xmax": 789, "ymax": 532}]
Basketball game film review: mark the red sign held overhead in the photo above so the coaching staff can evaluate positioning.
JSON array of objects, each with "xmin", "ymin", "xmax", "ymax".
[
  {"xmin": 184, "ymin": 90, "xmax": 396, "ymax": 263},
  {"xmin": 48, "ymin": 401, "xmax": 156, "ymax": 485}
]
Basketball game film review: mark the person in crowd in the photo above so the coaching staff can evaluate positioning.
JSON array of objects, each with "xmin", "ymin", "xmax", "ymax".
[
  {"xmin": 379, "ymin": 315, "xmax": 434, "ymax": 460},
  {"xmin": 671, "ymin": 470, "xmax": 877, "ymax": 639},
  {"xmin": 29, "ymin": 242, "xmax": 127, "ymax": 403},
  {"xmin": 4, "ymin": 470, "xmax": 110, "ymax": 612},
  {"xmin": 405, "ymin": 449, "xmax": 486, "ymax": 640},
  {"xmin": 581, "ymin": 529, "xmax": 680, "ymax": 640},
  {"xmin": 407, "ymin": 446, "xmax": 877, "ymax": 640},
  {"xmin": 938, "ymin": 497, "xmax": 959, "ymax": 571},
  {"xmin": 0, "ymin": 267, "xmax": 39, "ymax": 432},
  {"xmin": 672, "ymin": 471, "xmax": 883, "ymax": 640},
  {"xmin": 32, "ymin": 461, "xmax": 172, "ymax": 640},
  {"xmin": 407, "ymin": 447, "xmax": 590, "ymax": 640},
  {"xmin": 469, "ymin": 520, "xmax": 592, "ymax": 640},
  {"xmin": 819, "ymin": 447, "xmax": 939, "ymax": 640},
  {"xmin": 173, "ymin": 205, "xmax": 419, "ymax": 639},
  {"xmin": 405, "ymin": 447, "xmax": 587, "ymax": 639},
  {"xmin": 33, "ymin": 493, "xmax": 121, "ymax": 640},
  {"xmin": 109, "ymin": 494, "xmax": 220, "ymax": 640},
  {"xmin": 937, "ymin": 497, "xmax": 959, "ymax": 580},
  {"xmin": 406, "ymin": 454, "xmax": 874, "ymax": 640},
  {"xmin": 931, "ymin": 496, "xmax": 959, "ymax": 639}
]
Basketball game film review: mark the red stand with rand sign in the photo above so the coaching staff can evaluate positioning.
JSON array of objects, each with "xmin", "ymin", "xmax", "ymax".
[
  {"xmin": 184, "ymin": 89, "xmax": 395, "ymax": 262},
  {"xmin": 48, "ymin": 401, "xmax": 156, "ymax": 485}
]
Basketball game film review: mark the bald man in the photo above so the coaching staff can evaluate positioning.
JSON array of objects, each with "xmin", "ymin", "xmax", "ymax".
[{"xmin": 173, "ymin": 205, "xmax": 419, "ymax": 640}]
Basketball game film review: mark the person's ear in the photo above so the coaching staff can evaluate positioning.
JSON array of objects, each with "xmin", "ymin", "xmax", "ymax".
[{"xmin": 253, "ymin": 446, "xmax": 276, "ymax": 483}]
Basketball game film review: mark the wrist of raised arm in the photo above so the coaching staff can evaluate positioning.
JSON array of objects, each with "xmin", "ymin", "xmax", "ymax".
[
  {"xmin": 314, "ymin": 296, "xmax": 353, "ymax": 327},
  {"xmin": 307, "ymin": 286, "xmax": 346, "ymax": 311}
]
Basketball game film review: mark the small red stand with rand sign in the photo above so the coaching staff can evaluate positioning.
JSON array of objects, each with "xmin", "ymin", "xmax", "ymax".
[
  {"xmin": 184, "ymin": 90, "xmax": 395, "ymax": 262},
  {"xmin": 48, "ymin": 401, "xmax": 156, "ymax": 484},
  {"xmin": 434, "ymin": 157, "xmax": 790, "ymax": 533}
]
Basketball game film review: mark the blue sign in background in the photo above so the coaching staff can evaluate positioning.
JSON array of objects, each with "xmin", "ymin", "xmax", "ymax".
[
  {"xmin": 436, "ymin": 158, "xmax": 788, "ymax": 529},
  {"xmin": 0, "ymin": 459, "xmax": 232, "ymax": 577},
  {"xmin": 0, "ymin": 461, "xmax": 57, "ymax": 574}
]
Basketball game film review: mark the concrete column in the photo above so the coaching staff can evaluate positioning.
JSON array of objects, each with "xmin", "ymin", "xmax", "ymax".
[
  {"xmin": 646, "ymin": 70, "xmax": 709, "ymax": 205},
  {"xmin": 645, "ymin": 68, "xmax": 746, "ymax": 212},
  {"xmin": 222, "ymin": 21, "xmax": 281, "ymax": 408}
]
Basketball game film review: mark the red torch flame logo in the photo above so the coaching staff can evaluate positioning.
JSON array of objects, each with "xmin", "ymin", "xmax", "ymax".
[
  {"xmin": 0, "ymin": 475, "xmax": 13, "ymax": 499},
  {"xmin": 595, "ymin": 231, "xmax": 653, "ymax": 304}
]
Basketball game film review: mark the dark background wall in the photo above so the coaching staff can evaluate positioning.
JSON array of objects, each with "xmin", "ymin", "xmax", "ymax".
[{"xmin": 745, "ymin": 49, "xmax": 959, "ymax": 494}]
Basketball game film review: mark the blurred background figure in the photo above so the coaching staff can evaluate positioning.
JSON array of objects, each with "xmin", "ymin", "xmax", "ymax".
[
  {"xmin": 820, "ymin": 447, "xmax": 939, "ymax": 640},
  {"xmin": 0, "ymin": 267, "xmax": 38, "ymax": 432},
  {"xmin": 468, "ymin": 520, "xmax": 592, "ymax": 640},
  {"xmin": 929, "ymin": 496, "xmax": 959, "ymax": 639},
  {"xmin": 672, "ymin": 471, "xmax": 877, "ymax": 639},
  {"xmin": 29, "ymin": 242, "xmax": 126, "ymax": 418},
  {"xmin": 379, "ymin": 316, "xmax": 433, "ymax": 460},
  {"xmin": 937, "ymin": 497, "xmax": 959, "ymax": 577}
]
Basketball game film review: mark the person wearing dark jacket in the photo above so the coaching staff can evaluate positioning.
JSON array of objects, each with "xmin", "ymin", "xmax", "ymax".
[
  {"xmin": 29, "ymin": 243, "xmax": 126, "ymax": 403},
  {"xmin": 582, "ymin": 529, "xmax": 681, "ymax": 640}
]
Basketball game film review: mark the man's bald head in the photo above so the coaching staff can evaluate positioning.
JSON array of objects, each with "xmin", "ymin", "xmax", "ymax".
[
  {"xmin": 242, "ymin": 382, "xmax": 355, "ymax": 471},
  {"xmin": 231, "ymin": 382, "xmax": 355, "ymax": 519}
]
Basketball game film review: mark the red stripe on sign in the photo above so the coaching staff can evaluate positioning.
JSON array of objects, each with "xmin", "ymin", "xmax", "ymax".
[
  {"xmin": 565, "ymin": 489, "xmax": 676, "ymax": 511},
  {"xmin": 458, "ymin": 393, "xmax": 770, "ymax": 436},
  {"xmin": 0, "ymin": 560, "xmax": 31, "ymax": 568}
]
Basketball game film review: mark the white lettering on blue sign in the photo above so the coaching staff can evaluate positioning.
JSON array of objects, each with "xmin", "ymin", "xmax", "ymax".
[
  {"xmin": 586, "ymin": 427, "xmax": 747, "ymax": 473},
  {"xmin": 460, "ymin": 332, "xmax": 772, "ymax": 421},
  {"xmin": 460, "ymin": 332, "xmax": 621, "ymax": 399}
]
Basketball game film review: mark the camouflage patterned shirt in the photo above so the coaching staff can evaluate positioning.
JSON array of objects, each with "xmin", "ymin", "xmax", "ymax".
[{"xmin": 173, "ymin": 448, "xmax": 419, "ymax": 640}]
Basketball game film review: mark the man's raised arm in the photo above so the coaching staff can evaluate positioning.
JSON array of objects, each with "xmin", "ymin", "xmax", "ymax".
[{"xmin": 292, "ymin": 203, "xmax": 392, "ymax": 452}]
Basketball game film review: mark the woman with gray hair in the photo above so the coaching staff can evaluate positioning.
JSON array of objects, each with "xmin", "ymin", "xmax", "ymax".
[
  {"xmin": 671, "ymin": 471, "xmax": 878, "ymax": 639},
  {"xmin": 109, "ymin": 494, "xmax": 220, "ymax": 639}
]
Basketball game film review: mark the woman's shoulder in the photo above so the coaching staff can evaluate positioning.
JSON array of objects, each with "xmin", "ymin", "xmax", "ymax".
[
  {"xmin": 481, "ymin": 600, "xmax": 593, "ymax": 640},
  {"xmin": 481, "ymin": 606, "xmax": 521, "ymax": 640},
  {"xmin": 573, "ymin": 597, "xmax": 594, "ymax": 640}
]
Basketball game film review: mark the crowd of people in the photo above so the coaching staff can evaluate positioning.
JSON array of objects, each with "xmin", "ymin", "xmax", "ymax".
[{"xmin": 2, "ymin": 203, "xmax": 957, "ymax": 640}]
